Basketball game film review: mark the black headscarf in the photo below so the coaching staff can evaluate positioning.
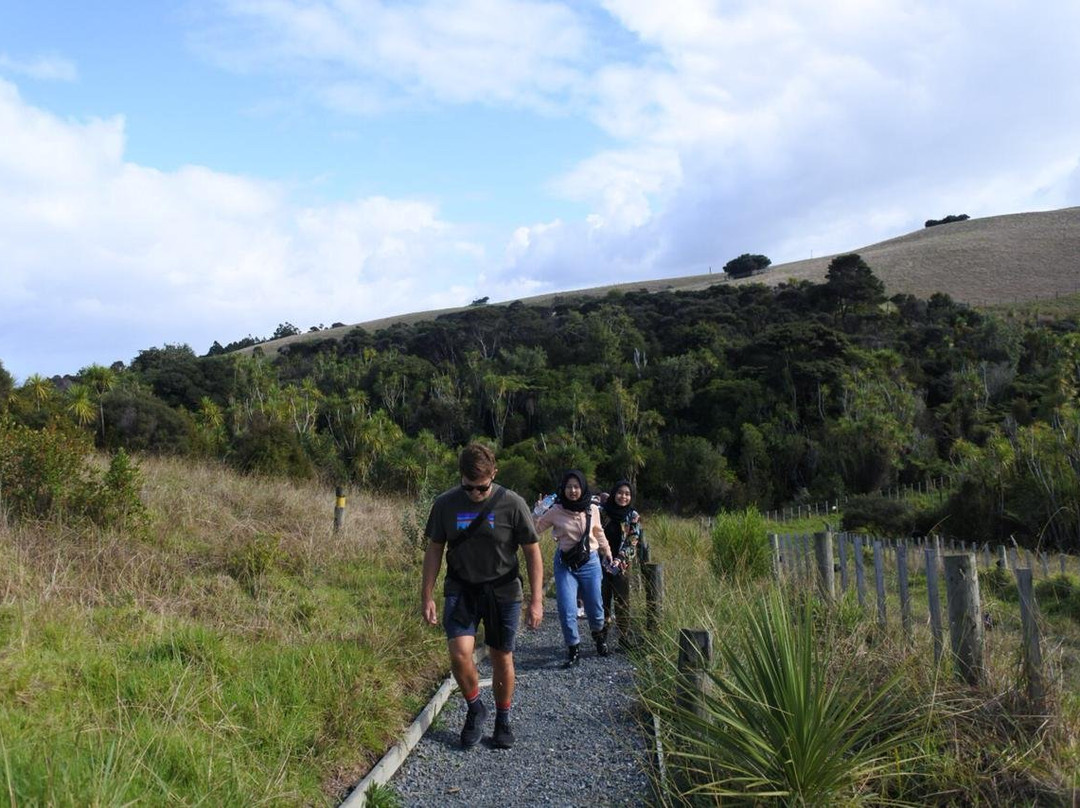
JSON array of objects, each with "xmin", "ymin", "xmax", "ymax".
[
  {"xmin": 557, "ymin": 470, "xmax": 590, "ymax": 512},
  {"xmin": 603, "ymin": 479, "xmax": 634, "ymax": 521}
]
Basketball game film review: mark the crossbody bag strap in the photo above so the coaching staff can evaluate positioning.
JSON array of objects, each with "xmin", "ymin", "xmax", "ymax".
[
  {"xmin": 577, "ymin": 509, "xmax": 592, "ymax": 552},
  {"xmin": 449, "ymin": 486, "xmax": 506, "ymax": 551}
]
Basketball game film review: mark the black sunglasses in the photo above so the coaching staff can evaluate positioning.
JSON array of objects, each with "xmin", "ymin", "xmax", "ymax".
[{"xmin": 461, "ymin": 482, "xmax": 492, "ymax": 493}]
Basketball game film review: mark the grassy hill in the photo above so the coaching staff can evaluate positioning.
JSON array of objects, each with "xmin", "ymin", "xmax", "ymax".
[{"xmin": 253, "ymin": 206, "xmax": 1080, "ymax": 357}]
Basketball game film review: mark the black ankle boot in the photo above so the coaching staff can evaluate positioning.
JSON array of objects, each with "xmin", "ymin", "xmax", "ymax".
[
  {"xmin": 564, "ymin": 643, "xmax": 581, "ymax": 667},
  {"xmin": 592, "ymin": 629, "xmax": 609, "ymax": 657}
]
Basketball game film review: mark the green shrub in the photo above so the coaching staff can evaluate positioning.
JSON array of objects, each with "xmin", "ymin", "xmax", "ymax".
[
  {"xmin": 710, "ymin": 507, "xmax": 771, "ymax": 579},
  {"xmin": 1034, "ymin": 574, "xmax": 1080, "ymax": 623},
  {"xmin": 842, "ymin": 494, "xmax": 916, "ymax": 537},
  {"xmin": 222, "ymin": 533, "xmax": 282, "ymax": 596},
  {"xmin": 79, "ymin": 449, "xmax": 150, "ymax": 531},
  {"xmin": 980, "ymin": 564, "xmax": 1015, "ymax": 599},
  {"xmin": 0, "ymin": 417, "xmax": 91, "ymax": 521}
]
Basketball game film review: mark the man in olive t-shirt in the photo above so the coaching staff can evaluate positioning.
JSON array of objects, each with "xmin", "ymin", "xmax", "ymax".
[{"xmin": 421, "ymin": 444, "xmax": 543, "ymax": 751}]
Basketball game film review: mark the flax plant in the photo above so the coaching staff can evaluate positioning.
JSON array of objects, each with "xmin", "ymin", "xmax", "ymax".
[{"xmin": 650, "ymin": 589, "xmax": 918, "ymax": 806}]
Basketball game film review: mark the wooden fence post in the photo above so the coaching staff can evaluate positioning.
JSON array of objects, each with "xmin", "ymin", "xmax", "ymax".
[
  {"xmin": 898, "ymin": 542, "xmax": 912, "ymax": 638},
  {"xmin": 643, "ymin": 563, "xmax": 664, "ymax": 632},
  {"xmin": 997, "ymin": 545, "xmax": 1007, "ymax": 569},
  {"xmin": 838, "ymin": 532, "xmax": 849, "ymax": 593},
  {"xmin": 814, "ymin": 531, "xmax": 835, "ymax": 603},
  {"xmin": 769, "ymin": 534, "xmax": 782, "ymax": 582},
  {"xmin": 1014, "ymin": 568, "xmax": 1046, "ymax": 712},
  {"xmin": 873, "ymin": 540, "xmax": 887, "ymax": 628},
  {"xmin": 333, "ymin": 485, "xmax": 346, "ymax": 533},
  {"xmin": 854, "ymin": 535, "xmax": 867, "ymax": 608},
  {"xmin": 944, "ymin": 554, "xmax": 985, "ymax": 686},
  {"xmin": 925, "ymin": 545, "xmax": 943, "ymax": 665},
  {"xmin": 677, "ymin": 629, "xmax": 713, "ymax": 722}
]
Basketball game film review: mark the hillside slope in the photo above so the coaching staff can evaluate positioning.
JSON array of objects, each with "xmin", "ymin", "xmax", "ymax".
[{"xmin": 257, "ymin": 206, "xmax": 1080, "ymax": 356}]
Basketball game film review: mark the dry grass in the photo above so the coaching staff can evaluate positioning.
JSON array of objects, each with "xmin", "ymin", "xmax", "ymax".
[{"xmin": 0, "ymin": 454, "xmax": 445, "ymax": 806}]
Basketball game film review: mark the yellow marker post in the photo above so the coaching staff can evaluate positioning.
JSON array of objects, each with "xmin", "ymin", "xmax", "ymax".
[{"xmin": 334, "ymin": 486, "xmax": 346, "ymax": 533}]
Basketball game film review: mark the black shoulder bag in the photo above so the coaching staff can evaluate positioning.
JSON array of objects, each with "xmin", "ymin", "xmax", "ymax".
[{"xmin": 560, "ymin": 509, "xmax": 593, "ymax": 571}]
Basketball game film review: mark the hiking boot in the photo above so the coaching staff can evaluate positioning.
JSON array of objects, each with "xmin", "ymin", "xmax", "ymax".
[
  {"xmin": 564, "ymin": 643, "xmax": 580, "ymax": 668},
  {"xmin": 491, "ymin": 718, "xmax": 515, "ymax": 750},
  {"xmin": 592, "ymin": 628, "xmax": 609, "ymax": 657},
  {"xmin": 460, "ymin": 700, "xmax": 487, "ymax": 749}
]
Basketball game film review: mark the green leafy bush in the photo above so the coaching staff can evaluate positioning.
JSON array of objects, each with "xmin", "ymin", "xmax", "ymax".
[
  {"xmin": 0, "ymin": 417, "xmax": 92, "ymax": 521},
  {"xmin": 0, "ymin": 418, "xmax": 148, "ymax": 529},
  {"xmin": 1034, "ymin": 574, "xmax": 1080, "ymax": 623},
  {"xmin": 841, "ymin": 494, "xmax": 916, "ymax": 537},
  {"xmin": 710, "ymin": 507, "xmax": 771, "ymax": 579}
]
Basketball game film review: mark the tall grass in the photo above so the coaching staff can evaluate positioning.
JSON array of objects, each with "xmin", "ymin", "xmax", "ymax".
[
  {"xmin": 640, "ymin": 513, "xmax": 1079, "ymax": 805},
  {"xmin": 0, "ymin": 455, "xmax": 447, "ymax": 806}
]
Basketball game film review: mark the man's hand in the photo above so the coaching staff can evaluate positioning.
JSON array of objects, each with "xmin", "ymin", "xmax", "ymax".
[
  {"xmin": 525, "ymin": 598, "xmax": 543, "ymax": 629},
  {"xmin": 421, "ymin": 597, "xmax": 438, "ymax": 626}
]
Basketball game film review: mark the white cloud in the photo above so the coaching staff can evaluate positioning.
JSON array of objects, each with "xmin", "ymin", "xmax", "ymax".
[
  {"xmin": 196, "ymin": 0, "xmax": 591, "ymax": 111},
  {"xmin": 499, "ymin": 0, "xmax": 1080, "ymax": 283},
  {"xmin": 0, "ymin": 52, "xmax": 78, "ymax": 82},
  {"xmin": 0, "ymin": 78, "xmax": 487, "ymax": 380}
]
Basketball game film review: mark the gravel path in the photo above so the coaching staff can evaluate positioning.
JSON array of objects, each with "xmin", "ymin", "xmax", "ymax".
[{"xmin": 390, "ymin": 597, "xmax": 655, "ymax": 807}]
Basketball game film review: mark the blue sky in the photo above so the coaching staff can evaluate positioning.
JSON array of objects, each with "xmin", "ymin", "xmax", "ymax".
[{"xmin": 2, "ymin": 0, "xmax": 1080, "ymax": 381}]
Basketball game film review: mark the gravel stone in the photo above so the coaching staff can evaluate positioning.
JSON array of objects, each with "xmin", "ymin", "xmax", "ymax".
[{"xmin": 390, "ymin": 597, "xmax": 655, "ymax": 807}]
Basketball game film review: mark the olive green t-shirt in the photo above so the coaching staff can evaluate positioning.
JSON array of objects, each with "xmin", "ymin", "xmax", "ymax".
[{"xmin": 425, "ymin": 484, "xmax": 538, "ymax": 602}]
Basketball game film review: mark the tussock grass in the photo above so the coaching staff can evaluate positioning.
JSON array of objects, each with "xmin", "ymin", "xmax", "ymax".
[
  {"xmin": 640, "ymin": 514, "xmax": 1080, "ymax": 805},
  {"xmin": 0, "ymin": 455, "xmax": 445, "ymax": 806}
]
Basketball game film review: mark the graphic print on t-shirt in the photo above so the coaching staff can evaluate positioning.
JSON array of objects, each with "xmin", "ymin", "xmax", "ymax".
[{"xmin": 456, "ymin": 511, "xmax": 496, "ymax": 531}]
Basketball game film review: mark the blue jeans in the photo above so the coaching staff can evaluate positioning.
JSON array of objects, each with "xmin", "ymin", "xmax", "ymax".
[{"xmin": 553, "ymin": 548, "xmax": 605, "ymax": 646}]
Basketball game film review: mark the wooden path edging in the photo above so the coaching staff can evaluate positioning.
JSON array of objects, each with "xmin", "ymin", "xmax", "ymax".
[{"xmin": 339, "ymin": 648, "xmax": 489, "ymax": 807}]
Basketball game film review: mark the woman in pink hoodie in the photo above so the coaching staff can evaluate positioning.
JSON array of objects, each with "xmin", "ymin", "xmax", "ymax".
[{"xmin": 534, "ymin": 470, "xmax": 612, "ymax": 667}]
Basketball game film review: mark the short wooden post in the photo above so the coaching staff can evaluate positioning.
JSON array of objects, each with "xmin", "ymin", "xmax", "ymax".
[
  {"xmin": 982, "ymin": 544, "xmax": 990, "ymax": 569},
  {"xmin": 676, "ymin": 629, "xmax": 713, "ymax": 722},
  {"xmin": 925, "ymin": 545, "xmax": 943, "ymax": 664},
  {"xmin": 898, "ymin": 542, "xmax": 912, "ymax": 638},
  {"xmin": 638, "ymin": 533, "xmax": 651, "ymax": 564},
  {"xmin": 997, "ymin": 545, "xmax": 1008, "ymax": 569},
  {"xmin": 1039, "ymin": 552, "xmax": 1049, "ymax": 578},
  {"xmin": 333, "ymin": 485, "xmax": 346, "ymax": 533},
  {"xmin": 944, "ymin": 554, "xmax": 985, "ymax": 686},
  {"xmin": 1014, "ymin": 569, "xmax": 1046, "ymax": 712},
  {"xmin": 873, "ymin": 540, "xmax": 887, "ymax": 627},
  {"xmin": 814, "ymin": 532, "xmax": 835, "ymax": 603},
  {"xmin": 643, "ymin": 563, "xmax": 664, "ymax": 632},
  {"xmin": 854, "ymin": 535, "xmax": 867, "ymax": 608},
  {"xmin": 1060, "ymin": 554, "xmax": 1067, "ymax": 575}
]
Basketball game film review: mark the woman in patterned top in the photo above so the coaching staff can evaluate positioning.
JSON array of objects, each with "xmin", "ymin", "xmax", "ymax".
[{"xmin": 600, "ymin": 479, "xmax": 642, "ymax": 649}]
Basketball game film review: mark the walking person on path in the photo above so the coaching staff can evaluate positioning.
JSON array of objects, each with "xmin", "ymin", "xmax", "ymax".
[
  {"xmin": 533, "ymin": 470, "xmax": 612, "ymax": 667},
  {"xmin": 600, "ymin": 479, "xmax": 642, "ymax": 649},
  {"xmin": 421, "ymin": 443, "xmax": 544, "ymax": 750}
]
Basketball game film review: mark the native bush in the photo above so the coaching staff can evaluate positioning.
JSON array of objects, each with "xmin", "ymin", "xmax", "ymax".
[
  {"xmin": 841, "ymin": 494, "xmax": 916, "ymax": 537},
  {"xmin": 0, "ymin": 417, "xmax": 91, "ymax": 521},
  {"xmin": 647, "ymin": 589, "xmax": 916, "ymax": 804},
  {"xmin": 710, "ymin": 506, "xmax": 771, "ymax": 579},
  {"xmin": 0, "ymin": 418, "xmax": 148, "ymax": 529}
]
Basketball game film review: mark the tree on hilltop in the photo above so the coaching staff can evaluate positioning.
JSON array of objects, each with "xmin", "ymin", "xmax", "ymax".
[{"xmin": 723, "ymin": 253, "xmax": 771, "ymax": 278}]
